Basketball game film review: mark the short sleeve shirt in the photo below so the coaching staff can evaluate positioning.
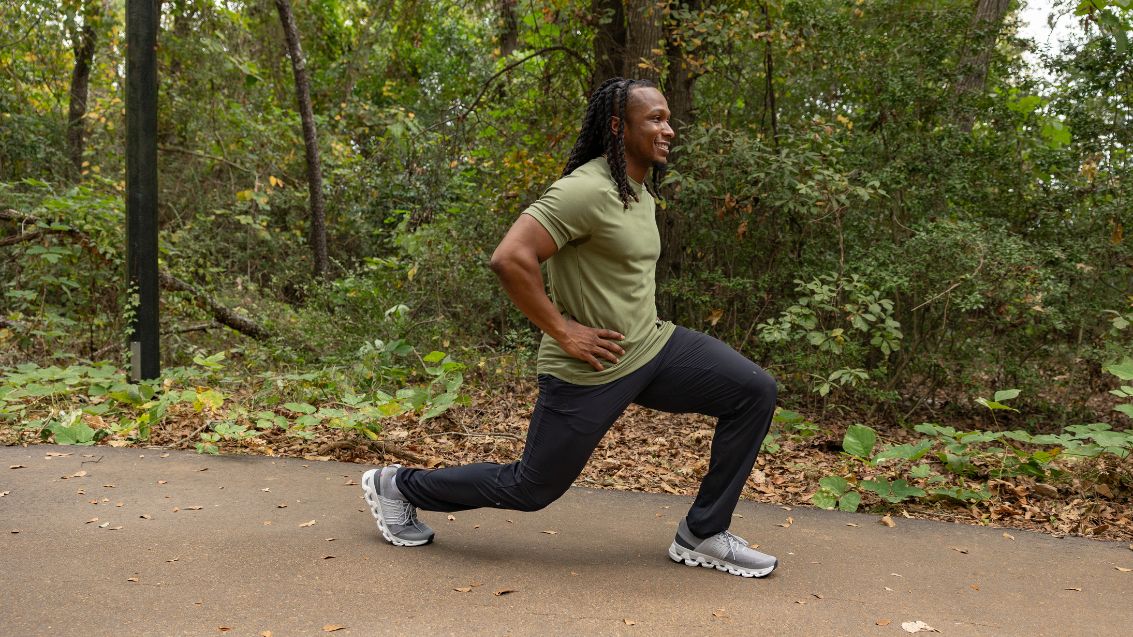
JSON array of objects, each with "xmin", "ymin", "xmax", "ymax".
[{"xmin": 521, "ymin": 157, "xmax": 675, "ymax": 385}]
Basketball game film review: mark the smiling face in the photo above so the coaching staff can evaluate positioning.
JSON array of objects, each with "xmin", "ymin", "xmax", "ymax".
[{"xmin": 613, "ymin": 86, "xmax": 675, "ymax": 184}]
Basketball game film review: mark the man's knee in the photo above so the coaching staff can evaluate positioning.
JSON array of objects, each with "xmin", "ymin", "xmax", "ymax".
[
  {"xmin": 514, "ymin": 481, "xmax": 571, "ymax": 512},
  {"xmin": 742, "ymin": 368, "xmax": 778, "ymax": 405}
]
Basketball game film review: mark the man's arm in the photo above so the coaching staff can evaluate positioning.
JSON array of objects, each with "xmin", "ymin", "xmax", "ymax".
[{"xmin": 489, "ymin": 214, "xmax": 625, "ymax": 371}]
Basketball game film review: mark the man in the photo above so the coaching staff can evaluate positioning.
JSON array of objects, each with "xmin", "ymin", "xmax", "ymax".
[{"xmin": 361, "ymin": 77, "xmax": 779, "ymax": 578}]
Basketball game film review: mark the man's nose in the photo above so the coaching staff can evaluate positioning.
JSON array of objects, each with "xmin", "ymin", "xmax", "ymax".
[{"xmin": 662, "ymin": 121, "xmax": 675, "ymax": 138}]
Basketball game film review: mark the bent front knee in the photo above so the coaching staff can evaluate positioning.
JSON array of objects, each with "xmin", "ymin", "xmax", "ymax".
[
  {"xmin": 513, "ymin": 484, "xmax": 569, "ymax": 512},
  {"xmin": 746, "ymin": 369, "xmax": 778, "ymax": 404}
]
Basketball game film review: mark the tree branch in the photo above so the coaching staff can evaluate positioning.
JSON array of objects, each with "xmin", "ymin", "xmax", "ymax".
[
  {"xmin": 431, "ymin": 46, "xmax": 590, "ymax": 131},
  {"xmin": 158, "ymin": 271, "xmax": 272, "ymax": 340}
]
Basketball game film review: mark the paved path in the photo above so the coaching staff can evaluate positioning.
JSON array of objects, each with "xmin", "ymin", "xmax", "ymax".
[{"xmin": 1, "ymin": 445, "xmax": 1130, "ymax": 636}]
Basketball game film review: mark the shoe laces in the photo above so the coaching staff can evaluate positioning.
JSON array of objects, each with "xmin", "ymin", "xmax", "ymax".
[
  {"xmin": 380, "ymin": 494, "xmax": 420, "ymax": 527},
  {"xmin": 719, "ymin": 530, "xmax": 750, "ymax": 556}
]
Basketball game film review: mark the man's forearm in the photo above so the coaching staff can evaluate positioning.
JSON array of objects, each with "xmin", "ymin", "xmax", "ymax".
[{"xmin": 491, "ymin": 257, "xmax": 568, "ymax": 342}]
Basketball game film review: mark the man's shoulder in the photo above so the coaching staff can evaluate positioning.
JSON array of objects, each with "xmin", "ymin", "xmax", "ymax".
[{"xmin": 550, "ymin": 158, "xmax": 618, "ymax": 202}]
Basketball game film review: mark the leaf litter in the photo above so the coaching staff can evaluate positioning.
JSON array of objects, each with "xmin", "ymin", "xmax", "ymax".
[{"xmin": 16, "ymin": 379, "xmax": 1133, "ymax": 542}]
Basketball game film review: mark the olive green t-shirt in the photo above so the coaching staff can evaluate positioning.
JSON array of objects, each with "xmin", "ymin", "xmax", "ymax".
[{"xmin": 522, "ymin": 157, "xmax": 676, "ymax": 385}]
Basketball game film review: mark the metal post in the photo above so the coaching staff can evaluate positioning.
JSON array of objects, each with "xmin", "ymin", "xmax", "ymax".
[{"xmin": 126, "ymin": 0, "xmax": 159, "ymax": 380}]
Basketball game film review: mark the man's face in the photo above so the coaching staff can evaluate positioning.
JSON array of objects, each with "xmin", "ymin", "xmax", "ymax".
[{"xmin": 616, "ymin": 87, "xmax": 675, "ymax": 174}]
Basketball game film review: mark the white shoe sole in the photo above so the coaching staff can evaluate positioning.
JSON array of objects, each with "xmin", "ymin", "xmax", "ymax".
[
  {"xmin": 361, "ymin": 468, "xmax": 432, "ymax": 547},
  {"xmin": 668, "ymin": 542, "xmax": 776, "ymax": 578}
]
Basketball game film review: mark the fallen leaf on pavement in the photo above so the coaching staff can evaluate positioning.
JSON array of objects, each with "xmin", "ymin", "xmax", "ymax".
[
  {"xmin": 85, "ymin": 517, "xmax": 99, "ymax": 524},
  {"xmin": 261, "ymin": 632, "xmax": 273, "ymax": 637},
  {"xmin": 447, "ymin": 515, "xmax": 456, "ymax": 521},
  {"xmin": 846, "ymin": 523, "xmax": 858, "ymax": 527},
  {"xmin": 276, "ymin": 504, "xmax": 287, "ymax": 508},
  {"xmin": 778, "ymin": 516, "xmax": 793, "ymax": 528},
  {"xmin": 876, "ymin": 619, "xmax": 891, "ymax": 626},
  {"xmin": 127, "ymin": 577, "xmax": 139, "ymax": 582},
  {"xmin": 880, "ymin": 515, "xmax": 896, "ymax": 528},
  {"xmin": 218, "ymin": 627, "xmax": 231, "ymax": 633},
  {"xmin": 98, "ymin": 522, "xmax": 109, "ymax": 528},
  {"xmin": 10, "ymin": 529, "xmax": 19, "ymax": 534},
  {"xmin": 9, "ymin": 465, "xmax": 26, "ymax": 469},
  {"xmin": 186, "ymin": 506, "xmax": 203, "ymax": 511},
  {"xmin": 158, "ymin": 480, "xmax": 168, "ymax": 485},
  {"xmin": 322, "ymin": 625, "xmax": 345, "ymax": 632},
  {"xmin": 71, "ymin": 470, "xmax": 87, "ymax": 478},
  {"xmin": 970, "ymin": 583, "xmax": 980, "ymax": 591},
  {"xmin": 454, "ymin": 586, "xmax": 473, "ymax": 593},
  {"xmin": 1116, "ymin": 567, "xmax": 1131, "ymax": 573},
  {"xmin": 901, "ymin": 620, "xmax": 938, "ymax": 633},
  {"xmin": 299, "ymin": 520, "xmax": 317, "ymax": 527},
  {"xmin": 623, "ymin": 619, "xmax": 637, "ymax": 626},
  {"xmin": 493, "ymin": 589, "xmax": 516, "ymax": 596},
  {"xmin": 1065, "ymin": 587, "xmax": 1082, "ymax": 591},
  {"xmin": 712, "ymin": 608, "xmax": 727, "ymax": 618},
  {"xmin": 325, "ymin": 537, "xmax": 336, "ymax": 542},
  {"xmin": 0, "ymin": 491, "xmax": 10, "ymax": 497},
  {"xmin": 139, "ymin": 514, "xmax": 151, "ymax": 520},
  {"xmin": 541, "ymin": 530, "xmax": 558, "ymax": 535},
  {"xmin": 1002, "ymin": 532, "xmax": 1015, "ymax": 540},
  {"xmin": 950, "ymin": 547, "xmax": 969, "ymax": 554},
  {"xmin": 261, "ymin": 488, "xmax": 271, "ymax": 492}
]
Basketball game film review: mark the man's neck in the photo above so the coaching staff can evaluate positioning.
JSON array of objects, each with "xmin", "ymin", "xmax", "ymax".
[{"xmin": 626, "ymin": 161, "xmax": 647, "ymax": 185}]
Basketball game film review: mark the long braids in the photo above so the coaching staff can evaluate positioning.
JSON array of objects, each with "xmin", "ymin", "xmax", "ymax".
[{"xmin": 562, "ymin": 77, "xmax": 663, "ymax": 209}]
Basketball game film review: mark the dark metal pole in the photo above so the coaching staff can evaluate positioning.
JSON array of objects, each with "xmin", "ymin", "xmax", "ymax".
[{"xmin": 126, "ymin": 0, "xmax": 160, "ymax": 380}]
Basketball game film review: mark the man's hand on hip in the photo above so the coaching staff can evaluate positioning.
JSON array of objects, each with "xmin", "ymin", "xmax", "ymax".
[{"xmin": 559, "ymin": 319, "xmax": 625, "ymax": 371}]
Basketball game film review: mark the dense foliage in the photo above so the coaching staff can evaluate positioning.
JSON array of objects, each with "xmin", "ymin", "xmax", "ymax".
[{"xmin": 2, "ymin": 0, "xmax": 1132, "ymax": 432}]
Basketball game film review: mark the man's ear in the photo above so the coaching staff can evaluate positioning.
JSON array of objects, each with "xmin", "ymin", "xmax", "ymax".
[{"xmin": 610, "ymin": 115, "xmax": 621, "ymax": 136}]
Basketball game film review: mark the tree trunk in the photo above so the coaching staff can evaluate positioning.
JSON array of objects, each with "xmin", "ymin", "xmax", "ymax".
[
  {"xmin": 663, "ymin": 0, "xmax": 699, "ymax": 129},
  {"xmin": 954, "ymin": 0, "xmax": 1010, "ymax": 132},
  {"xmin": 655, "ymin": 0, "xmax": 700, "ymax": 315},
  {"xmin": 497, "ymin": 0, "xmax": 519, "ymax": 57},
  {"xmin": 761, "ymin": 1, "xmax": 778, "ymax": 147},
  {"xmin": 67, "ymin": 8, "xmax": 98, "ymax": 179},
  {"xmin": 274, "ymin": 0, "xmax": 329, "ymax": 279},
  {"xmin": 624, "ymin": 0, "xmax": 665, "ymax": 83},
  {"xmin": 591, "ymin": 0, "xmax": 626, "ymax": 90}
]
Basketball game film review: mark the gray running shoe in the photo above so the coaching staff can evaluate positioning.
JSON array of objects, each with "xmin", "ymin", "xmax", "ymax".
[
  {"xmin": 361, "ymin": 465, "xmax": 434, "ymax": 546},
  {"xmin": 668, "ymin": 518, "xmax": 777, "ymax": 578}
]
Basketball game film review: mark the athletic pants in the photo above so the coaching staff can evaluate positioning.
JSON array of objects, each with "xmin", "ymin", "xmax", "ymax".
[{"xmin": 396, "ymin": 326, "xmax": 777, "ymax": 538}]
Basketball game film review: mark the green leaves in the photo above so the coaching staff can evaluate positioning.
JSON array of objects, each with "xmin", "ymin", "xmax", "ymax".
[
  {"xmin": 1106, "ymin": 359, "xmax": 1133, "ymax": 381},
  {"xmin": 811, "ymin": 476, "xmax": 861, "ymax": 512},
  {"xmin": 976, "ymin": 388, "xmax": 1020, "ymax": 412},
  {"xmin": 860, "ymin": 478, "xmax": 925, "ymax": 504},
  {"xmin": 842, "ymin": 424, "xmax": 877, "ymax": 459},
  {"xmin": 872, "ymin": 440, "xmax": 934, "ymax": 464},
  {"xmin": 41, "ymin": 410, "xmax": 100, "ymax": 445}
]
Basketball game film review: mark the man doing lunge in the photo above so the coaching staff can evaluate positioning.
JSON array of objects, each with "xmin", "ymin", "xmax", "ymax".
[{"xmin": 361, "ymin": 77, "xmax": 780, "ymax": 578}]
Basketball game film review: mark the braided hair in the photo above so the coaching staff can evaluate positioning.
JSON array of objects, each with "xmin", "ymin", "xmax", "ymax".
[{"xmin": 562, "ymin": 77, "xmax": 666, "ymax": 209}]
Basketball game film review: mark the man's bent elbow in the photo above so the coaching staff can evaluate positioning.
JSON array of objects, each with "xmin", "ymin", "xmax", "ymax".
[{"xmin": 488, "ymin": 250, "xmax": 509, "ymax": 277}]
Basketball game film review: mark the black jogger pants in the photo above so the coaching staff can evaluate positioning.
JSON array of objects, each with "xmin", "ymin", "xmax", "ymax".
[{"xmin": 395, "ymin": 326, "xmax": 777, "ymax": 538}]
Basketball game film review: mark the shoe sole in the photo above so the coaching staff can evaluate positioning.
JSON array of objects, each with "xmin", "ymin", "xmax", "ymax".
[
  {"xmin": 668, "ymin": 542, "xmax": 776, "ymax": 578},
  {"xmin": 361, "ymin": 468, "xmax": 433, "ymax": 547}
]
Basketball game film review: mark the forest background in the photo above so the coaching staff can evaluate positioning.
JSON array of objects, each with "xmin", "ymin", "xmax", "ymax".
[{"xmin": 2, "ymin": 0, "xmax": 1132, "ymax": 540}]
